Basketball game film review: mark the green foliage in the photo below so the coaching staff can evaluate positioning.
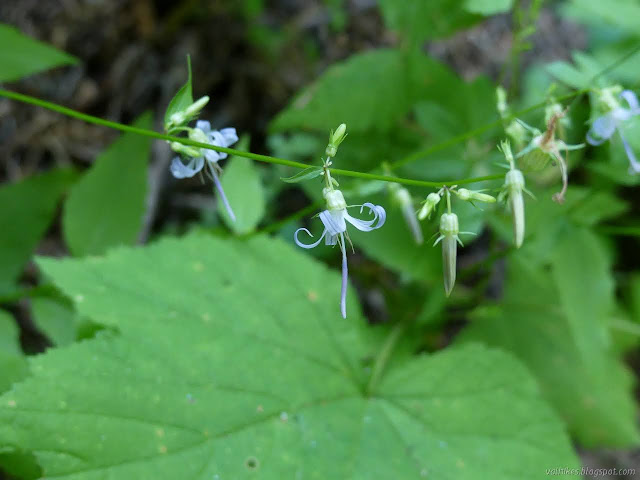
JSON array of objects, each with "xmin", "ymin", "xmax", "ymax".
[
  {"xmin": 62, "ymin": 113, "xmax": 153, "ymax": 256},
  {"xmin": 281, "ymin": 166, "xmax": 324, "ymax": 184},
  {"xmin": 0, "ymin": 234, "xmax": 579, "ymax": 478},
  {"xmin": 31, "ymin": 298, "xmax": 78, "ymax": 347},
  {"xmin": 0, "ymin": 310, "xmax": 27, "ymax": 394},
  {"xmin": 0, "ymin": 169, "xmax": 76, "ymax": 294},
  {"xmin": 0, "ymin": 23, "xmax": 77, "ymax": 82},
  {"xmin": 164, "ymin": 57, "xmax": 193, "ymax": 127},
  {"xmin": 464, "ymin": 0, "xmax": 514, "ymax": 15},
  {"xmin": 460, "ymin": 256, "xmax": 640, "ymax": 447},
  {"xmin": 218, "ymin": 137, "xmax": 266, "ymax": 234},
  {"xmin": 377, "ymin": 0, "xmax": 480, "ymax": 43}
]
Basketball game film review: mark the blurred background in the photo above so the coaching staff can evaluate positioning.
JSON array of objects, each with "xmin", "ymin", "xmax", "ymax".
[{"xmin": 1, "ymin": 1, "xmax": 640, "ymax": 478}]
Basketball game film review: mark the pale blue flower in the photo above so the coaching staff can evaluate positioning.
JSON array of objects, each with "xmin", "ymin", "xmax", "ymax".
[
  {"xmin": 170, "ymin": 121, "xmax": 239, "ymax": 221},
  {"xmin": 587, "ymin": 90, "xmax": 640, "ymax": 173},
  {"xmin": 294, "ymin": 189, "xmax": 386, "ymax": 318}
]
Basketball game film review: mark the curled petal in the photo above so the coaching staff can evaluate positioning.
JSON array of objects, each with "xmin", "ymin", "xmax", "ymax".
[
  {"xmin": 587, "ymin": 114, "xmax": 616, "ymax": 145},
  {"xmin": 294, "ymin": 227, "xmax": 327, "ymax": 249},
  {"xmin": 170, "ymin": 156, "xmax": 204, "ymax": 179},
  {"xmin": 344, "ymin": 203, "xmax": 386, "ymax": 232},
  {"xmin": 621, "ymin": 90, "xmax": 640, "ymax": 114},
  {"xmin": 319, "ymin": 210, "xmax": 347, "ymax": 237},
  {"xmin": 339, "ymin": 234, "xmax": 348, "ymax": 319},
  {"xmin": 196, "ymin": 120, "xmax": 212, "ymax": 135},
  {"xmin": 619, "ymin": 131, "xmax": 640, "ymax": 174},
  {"xmin": 219, "ymin": 127, "xmax": 239, "ymax": 146}
]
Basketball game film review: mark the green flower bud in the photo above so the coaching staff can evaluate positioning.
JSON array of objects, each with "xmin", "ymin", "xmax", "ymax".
[
  {"xmin": 170, "ymin": 141, "xmax": 201, "ymax": 158},
  {"xmin": 455, "ymin": 188, "xmax": 496, "ymax": 203},
  {"xmin": 505, "ymin": 169, "xmax": 525, "ymax": 248},
  {"xmin": 323, "ymin": 188, "xmax": 347, "ymax": 211},
  {"xmin": 439, "ymin": 213, "xmax": 459, "ymax": 297},
  {"xmin": 326, "ymin": 123, "xmax": 347, "ymax": 158},
  {"xmin": 417, "ymin": 192, "xmax": 441, "ymax": 220}
]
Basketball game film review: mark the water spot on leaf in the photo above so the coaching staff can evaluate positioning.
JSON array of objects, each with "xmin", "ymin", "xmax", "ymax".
[
  {"xmin": 155, "ymin": 428, "xmax": 165, "ymax": 438},
  {"xmin": 307, "ymin": 291, "xmax": 318, "ymax": 302},
  {"xmin": 244, "ymin": 456, "xmax": 259, "ymax": 471},
  {"xmin": 74, "ymin": 294, "xmax": 84, "ymax": 303},
  {"xmin": 256, "ymin": 404, "xmax": 264, "ymax": 413},
  {"xmin": 7, "ymin": 399, "xmax": 16, "ymax": 407},
  {"xmin": 158, "ymin": 445, "xmax": 168, "ymax": 454},
  {"xmin": 456, "ymin": 459, "xmax": 465, "ymax": 469},
  {"xmin": 280, "ymin": 411, "xmax": 288, "ymax": 422},
  {"xmin": 420, "ymin": 468, "xmax": 428, "ymax": 477},
  {"xmin": 186, "ymin": 393, "xmax": 195, "ymax": 403},
  {"xmin": 201, "ymin": 313, "xmax": 211, "ymax": 323},
  {"xmin": 193, "ymin": 262, "xmax": 205, "ymax": 272}
]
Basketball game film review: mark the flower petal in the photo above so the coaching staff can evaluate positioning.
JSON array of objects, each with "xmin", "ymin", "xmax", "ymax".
[
  {"xmin": 219, "ymin": 127, "xmax": 239, "ymax": 146},
  {"xmin": 319, "ymin": 210, "xmax": 347, "ymax": 237},
  {"xmin": 621, "ymin": 90, "xmax": 640, "ymax": 114},
  {"xmin": 339, "ymin": 234, "xmax": 348, "ymax": 319},
  {"xmin": 169, "ymin": 156, "xmax": 204, "ymax": 179},
  {"xmin": 619, "ymin": 130, "xmax": 640, "ymax": 174},
  {"xmin": 210, "ymin": 131, "xmax": 228, "ymax": 160},
  {"xmin": 294, "ymin": 227, "xmax": 327, "ymax": 249},
  {"xmin": 587, "ymin": 114, "xmax": 616, "ymax": 145},
  {"xmin": 344, "ymin": 203, "xmax": 386, "ymax": 231},
  {"xmin": 204, "ymin": 149, "xmax": 221, "ymax": 164},
  {"xmin": 196, "ymin": 120, "xmax": 212, "ymax": 135}
]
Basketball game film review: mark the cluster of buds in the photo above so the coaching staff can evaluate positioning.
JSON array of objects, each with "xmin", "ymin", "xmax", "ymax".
[{"xmin": 165, "ymin": 96, "xmax": 210, "ymax": 134}]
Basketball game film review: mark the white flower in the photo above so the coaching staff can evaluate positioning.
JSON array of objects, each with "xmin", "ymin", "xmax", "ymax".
[
  {"xmin": 170, "ymin": 121, "xmax": 239, "ymax": 221},
  {"xmin": 294, "ymin": 188, "xmax": 386, "ymax": 318},
  {"xmin": 587, "ymin": 90, "xmax": 640, "ymax": 173}
]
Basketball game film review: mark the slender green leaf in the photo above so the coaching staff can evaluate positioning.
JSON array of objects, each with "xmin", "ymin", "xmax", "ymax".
[
  {"xmin": 0, "ymin": 169, "xmax": 76, "ymax": 294},
  {"xmin": 280, "ymin": 166, "xmax": 324, "ymax": 183},
  {"xmin": 0, "ymin": 234, "xmax": 579, "ymax": 478},
  {"xmin": 164, "ymin": 57, "xmax": 193, "ymax": 126},
  {"xmin": 62, "ymin": 112, "xmax": 153, "ymax": 256},
  {"xmin": 0, "ymin": 23, "xmax": 77, "ymax": 82}
]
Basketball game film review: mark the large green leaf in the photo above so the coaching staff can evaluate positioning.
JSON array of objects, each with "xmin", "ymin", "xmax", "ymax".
[
  {"xmin": 0, "ymin": 23, "xmax": 77, "ymax": 82},
  {"xmin": 0, "ymin": 310, "xmax": 27, "ymax": 394},
  {"xmin": 270, "ymin": 50, "xmax": 456, "ymax": 134},
  {"xmin": 0, "ymin": 168, "xmax": 76, "ymax": 294},
  {"xmin": 62, "ymin": 113, "xmax": 153, "ymax": 256},
  {"xmin": 0, "ymin": 234, "xmax": 578, "ymax": 478},
  {"xmin": 378, "ymin": 0, "xmax": 480, "ymax": 43},
  {"xmin": 218, "ymin": 138, "xmax": 265, "ymax": 234},
  {"xmin": 460, "ymin": 257, "xmax": 640, "ymax": 447},
  {"xmin": 464, "ymin": 0, "xmax": 513, "ymax": 14}
]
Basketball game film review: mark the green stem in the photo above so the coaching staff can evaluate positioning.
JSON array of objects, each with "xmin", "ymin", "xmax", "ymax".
[
  {"xmin": 0, "ymin": 88, "xmax": 501, "ymax": 189},
  {"xmin": 366, "ymin": 322, "xmax": 407, "ymax": 395}
]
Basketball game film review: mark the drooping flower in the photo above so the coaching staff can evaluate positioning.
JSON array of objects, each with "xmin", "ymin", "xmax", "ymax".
[
  {"xmin": 294, "ymin": 188, "xmax": 386, "ymax": 318},
  {"xmin": 498, "ymin": 141, "xmax": 528, "ymax": 248},
  {"xmin": 389, "ymin": 183, "xmax": 423, "ymax": 245},
  {"xmin": 516, "ymin": 109, "xmax": 584, "ymax": 203},
  {"xmin": 170, "ymin": 120, "xmax": 239, "ymax": 221},
  {"xmin": 587, "ymin": 89, "xmax": 640, "ymax": 173},
  {"xmin": 434, "ymin": 212, "xmax": 462, "ymax": 297}
]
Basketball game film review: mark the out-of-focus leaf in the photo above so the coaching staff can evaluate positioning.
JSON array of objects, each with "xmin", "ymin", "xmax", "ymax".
[
  {"xmin": 0, "ymin": 448, "xmax": 41, "ymax": 480},
  {"xmin": 218, "ymin": 137, "xmax": 265, "ymax": 234},
  {"xmin": 281, "ymin": 166, "xmax": 324, "ymax": 183},
  {"xmin": 378, "ymin": 0, "xmax": 480, "ymax": 43},
  {"xmin": 163, "ymin": 56, "xmax": 193, "ymax": 126},
  {"xmin": 0, "ymin": 169, "xmax": 76, "ymax": 294},
  {"xmin": 31, "ymin": 298, "xmax": 77, "ymax": 347},
  {"xmin": 0, "ymin": 23, "xmax": 77, "ymax": 82},
  {"xmin": 564, "ymin": 0, "xmax": 640, "ymax": 38},
  {"xmin": 62, "ymin": 112, "xmax": 153, "ymax": 256},
  {"xmin": 0, "ymin": 234, "xmax": 579, "ymax": 478},
  {"xmin": 0, "ymin": 311, "xmax": 27, "ymax": 394},
  {"xmin": 464, "ymin": 0, "xmax": 513, "ymax": 14},
  {"xmin": 460, "ymin": 257, "xmax": 640, "ymax": 447}
]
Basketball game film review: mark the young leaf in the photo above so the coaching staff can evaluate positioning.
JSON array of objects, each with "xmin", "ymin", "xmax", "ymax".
[
  {"xmin": 0, "ymin": 234, "xmax": 579, "ymax": 478},
  {"xmin": 0, "ymin": 168, "xmax": 76, "ymax": 294},
  {"xmin": 62, "ymin": 112, "xmax": 153, "ymax": 257},
  {"xmin": 280, "ymin": 166, "xmax": 324, "ymax": 183},
  {"xmin": 164, "ymin": 56, "xmax": 194, "ymax": 127},
  {"xmin": 0, "ymin": 23, "xmax": 77, "ymax": 82},
  {"xmin": 217, "ymin": 137, "xmax": 266, "ymax": 235},
  {"xmin": 0, "ymin": 311, "xmax": 27, "ymax": 394}
]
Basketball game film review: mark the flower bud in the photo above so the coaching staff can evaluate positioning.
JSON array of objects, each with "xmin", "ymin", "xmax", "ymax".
[
  {"xmin": 417, "ymin": 192, "xmax": 441, "ymax": 220},
  {"xmin": 496, "ymin": 86, "xmax": 508, "ymax": 117},
  {"xmin": 170, "ymin": 141, "xmax": 201, "ymax": 158},
  {"xmin": 455, "ymin": 188, "xmax": 496, "ymax": 203},
  {"xmin": 505, "ymin": 169, "xmax": 525, "ymax": 248},
  {"xmin": 326, "ymin": 123, "xmax": 347, "ymax": 158},
  {"xmin": 390, "ymin": 184, "xmax": 423, "ymax": 244},
  {"xmin": 323, "ymin": 188, "xmax": 347, "ymax": 211},
  {"xmin": 184, "ymin": 96, "xmax": 210, "ymax": 117},
  {"xmin": 439, "ymin": 213, "xmax": 459, "ymax": 297}
]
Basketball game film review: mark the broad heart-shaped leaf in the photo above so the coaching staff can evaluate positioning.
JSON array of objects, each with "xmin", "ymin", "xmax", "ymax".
[
  {"xmin": 270, "ymin": 49, "xmax": 457, "ymax": 134},
  {"xmin": 218, "ymin": 137, "xmax": 265, "ymax": 235},
  {"xmin": 460, "ymin": 257, "xmax": 640, "ymax": 447},
  {"xmin": 62, "ymin": 112, "xmax": 153, "ymax": 256},
  {"xmin": 0, "ymin": 234, "xmax": 579, "ymax": 479},
  {"xmin": 163, "ymin": 56, "xmax": 193, "ymax": 127},
  {"xmin": 0, "ymin": 168, "xmax": 77, "ymax": 295},
  {"xmin": 0, "ymin": 23, "xmax": 77, "ymax": 82},
  {"xmin": 0, "ymin": 310, "xmax": 27, "ymax": 394}
]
